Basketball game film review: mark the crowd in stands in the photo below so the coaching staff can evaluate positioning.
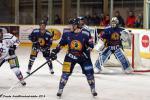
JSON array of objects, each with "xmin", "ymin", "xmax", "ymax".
[{"xmin": 54, "ymin": 10, "xmax": 143, "ymax": 28}]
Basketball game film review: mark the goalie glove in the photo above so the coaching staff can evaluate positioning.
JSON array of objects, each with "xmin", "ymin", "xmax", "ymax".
[
  {"xmin": 94, "ymin": 39, "xmax": 105, "ymax": 52},
  {"xmin": 120, "ymin": 30, "xmax": 130, "ymax": 42}
]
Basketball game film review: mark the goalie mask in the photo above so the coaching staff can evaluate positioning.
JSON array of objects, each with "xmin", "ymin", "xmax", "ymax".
[{"xmin": 111, "ymin": 17, "xmax": 119, "ymax": 28}]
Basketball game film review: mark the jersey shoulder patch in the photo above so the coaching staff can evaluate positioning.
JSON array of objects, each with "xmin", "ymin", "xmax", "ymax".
[
  {"xmin": 33, "ymin": 29, "xmax": 40, "ymax": 33},
  {"xmin": 104, "ymin": 26, "xmax": 111, "ymax": 30},
  {"xmin": 46, "ymin": 31, "xmax": 53, "ymax": 37},
  {"xmin": 63, "ymin": 28, "xmax": 71, "ymax": 33}
]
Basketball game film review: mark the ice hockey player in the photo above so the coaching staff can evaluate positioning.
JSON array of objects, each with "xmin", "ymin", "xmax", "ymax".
[
  {"xmin": 78, "ymin": 16, "xmax": 94, "ymax": 73},
  {"xmin": 0, "ymin": 28, "xmax": 26, "ymax": 86},
  {"xmin": 78, "ymin": 16, "xmax": 90, "ymax": 31},
  {"xmin": 94, "ymin": 17, "xmax": 133, "ymax": 74},
  {"xmin": 26, "ymin": 20, "xmax": 54, "ymax": 75},
  {"xmin": 78, "ymin": 16, "xmax": 98, "ymax": 44},
  {"xmin": 50, "ymin": 18, "xmax": 97, "ymax": 97}
]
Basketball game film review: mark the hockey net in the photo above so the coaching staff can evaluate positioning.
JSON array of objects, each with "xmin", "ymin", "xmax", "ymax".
[{"xmin": 103, "ymin": 32, "xmax": 150, "ymax": 72}]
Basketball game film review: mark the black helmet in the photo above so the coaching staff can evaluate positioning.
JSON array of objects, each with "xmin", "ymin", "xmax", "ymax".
[
  {"xmin": 69, "ymin": 18, "xmax": 80, "ymax": 25},
  {"xmin": 39, "ymin": 20, "xmax": 47, "ymax": 25},
  {"xmin": 77, "ymin": 16, "xmax": 85, "ymax": 20}
]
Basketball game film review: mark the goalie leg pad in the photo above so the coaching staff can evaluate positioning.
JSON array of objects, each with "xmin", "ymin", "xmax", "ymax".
[
  {"xmin": 114, "ymin": 48, "xmax": 130, "ymax": 70},
  {"xmin": 95, "ymin": 48, "xmax": 112, "ymax": 70}
]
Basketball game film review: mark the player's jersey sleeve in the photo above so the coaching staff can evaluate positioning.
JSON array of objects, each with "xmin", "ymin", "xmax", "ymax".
[
  {"xmin": 59, "ymin": 32, "xmax": 68, "ymax": 46},
  {"xmin": 45, "ymin": 31, "xmax": 54, "ymax": 47},
  {"xmin": 3, "ymin": 33, "xmax": 20, "ymax": 48},
  {"xmin": 82, "ymin": 30, "xmax": 94, "ymax": 49},
  {"xmin": 29, "ymin": 29, "xmax": 39, "ymax": 42},
  {"xmin": 54, "ymin": 32, "xmax": 68, "ymax": 53}
]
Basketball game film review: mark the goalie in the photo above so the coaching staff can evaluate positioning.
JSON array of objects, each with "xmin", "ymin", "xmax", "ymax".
[{"xmin": 94, "ymin": 17, "xmax": 133, "ymax": 74}]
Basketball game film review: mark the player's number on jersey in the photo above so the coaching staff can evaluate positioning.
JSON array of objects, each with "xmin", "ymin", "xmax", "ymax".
[{"xmin": 0, "ymin": 48, "xmax": 6, "ymax": 57}]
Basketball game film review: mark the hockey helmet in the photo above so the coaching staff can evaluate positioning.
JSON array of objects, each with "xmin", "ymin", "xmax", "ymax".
[
  {"xmin": 111, "ymin": 17, "xmax": 119, "ymax": 28},
  {"xmin": 39, "ymin": 20, "xmax": 47, "ymax": 25},
  {"xmin": 69, "ymin": 18, "xmax": 80, "ymax": 25},
  {"xmin": 77, "ymin": 16, "xmax": 85, "ymax": 20}
]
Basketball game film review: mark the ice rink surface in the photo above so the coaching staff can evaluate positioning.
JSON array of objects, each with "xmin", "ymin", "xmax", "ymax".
[{"xmin": 0, "ymin": 46, "xmax": 150, "ymax": 100}]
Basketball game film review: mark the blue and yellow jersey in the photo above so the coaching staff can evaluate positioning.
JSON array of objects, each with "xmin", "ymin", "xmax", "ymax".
[
  {"xmin": 57, "ymin": 29, "xmax": 93, "ymax": 55},
  {"xmin": 101, "ymin": 26, "xmax": 124, "ymax": 46},
  {"xmin": 29, "ymin": 29, "xmax": 54, "ymax": 48}
]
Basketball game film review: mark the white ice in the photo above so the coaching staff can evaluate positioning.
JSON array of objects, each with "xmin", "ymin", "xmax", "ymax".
[{"xmin": 0, "ymin": 46, "xmax": 150, "ymax": 100}]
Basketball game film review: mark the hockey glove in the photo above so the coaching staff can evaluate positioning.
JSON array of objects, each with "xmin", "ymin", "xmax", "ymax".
[
  {"xmin": 33, "ymin": 42, "xmax": 40, "ymax": 50},
  {"xmin": 50, "ymin": 49, "xmax": 58, "ymax": 60},
  {"xmin": 40, "ymin": 46, "xmax": 50, "ymax": 52},
  {"xmin": 9, "ymin": 45, "xmax": 17, "ymax": 55}
]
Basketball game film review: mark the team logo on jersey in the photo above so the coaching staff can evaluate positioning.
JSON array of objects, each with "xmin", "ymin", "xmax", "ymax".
[
  {"xmin": 38, "ymin": 38, "xmax": 45, "ymax": 46},
  {"xmin": 48, "ymin": 28, "xmax": 61, "ymax": 41},
  {"xmin": 111, "ymin": 32, "xmax": 120, "ymax": 40},
  {"xmin": 70, "ymin": 40, "xmax": 82, "ymax": 50}
]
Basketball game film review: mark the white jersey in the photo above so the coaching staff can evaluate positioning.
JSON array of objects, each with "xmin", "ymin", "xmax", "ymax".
[
  {"xmin": 2, "ymin": 33, "xmax": 20, "ymax": 48},
  {"xmin": 0, "ymin": 43, "xmax": 9, "ymax": 60},
  {"xmin": 82, "ymin": 24, "xmax": 98, "ymax": 44},
  {"xmin": 82, "ymin": 24, "xmax": 90, "ymax": 32}
]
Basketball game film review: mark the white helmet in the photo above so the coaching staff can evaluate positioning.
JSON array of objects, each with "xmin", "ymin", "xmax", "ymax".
[{"xmin": 111, "ymin": 17, "xmax": 119, "ymax": 28}]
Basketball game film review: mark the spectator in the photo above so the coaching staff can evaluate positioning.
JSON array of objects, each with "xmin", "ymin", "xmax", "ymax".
[
  {"xmin": 99, "ymin": 13, "xmax": 105, "ymax": 25},
  {"xmin": 90, "ymin": 13, "xmax": 100, "ymax": 25},
  {"xmin": 115, "ymin": 11, "xmax": 125, "ymax": 27},
  {"xmin": 134, "ymin": 14, "xmax": 143, "ymax": 28},
  {"xmin": 54, "ymin": 14, "xmax": 61, "ymax": 24},
  {"xmin": 85, "ymin": 15, "xmax": 92, "ymax": 25},
  {"xmin": 100, "ymin": 14, "xmax": 110, "ymax": 26},
  {"xmin": 126, "ymin": 11, "xmax": 136, "ymax": 28}
]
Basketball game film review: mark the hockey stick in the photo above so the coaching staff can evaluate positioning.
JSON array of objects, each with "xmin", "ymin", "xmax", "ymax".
[
  {"xmin": 0, "ymin": 60, "xmax": 50, "ymax": 97},
  {"xmin": 56, "ymin": 59, "xmax": 63, "ymax": 65}
]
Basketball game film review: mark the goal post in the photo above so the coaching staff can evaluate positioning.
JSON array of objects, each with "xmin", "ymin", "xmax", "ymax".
[{"xmin": 132, "ymin": 33, "xmax": 150, "ymax": 72}]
